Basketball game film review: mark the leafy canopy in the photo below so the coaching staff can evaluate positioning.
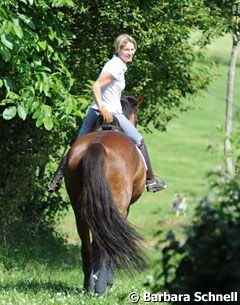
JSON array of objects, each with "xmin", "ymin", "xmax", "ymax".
[
  {"xmin": 1, "ymin": 0, "xmax": 235, "ymax": 131},
  {"xmin": 0, "ymin": 0, "xmax": 87, "ymax": 132}
]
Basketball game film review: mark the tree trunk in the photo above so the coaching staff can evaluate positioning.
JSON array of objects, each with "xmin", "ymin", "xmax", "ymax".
[{"xmin": 224, "ymin": 34, "xmax": 240, "ymax": 174}]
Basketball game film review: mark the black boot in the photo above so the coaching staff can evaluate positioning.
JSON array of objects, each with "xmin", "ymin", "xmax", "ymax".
[
  {"xmin": 48, "ymin": 153, "xmax": 68, "ymax": 192},
  {"xmin": 138, "ymin": 140, "xmax": 167, "ymax": 192}
]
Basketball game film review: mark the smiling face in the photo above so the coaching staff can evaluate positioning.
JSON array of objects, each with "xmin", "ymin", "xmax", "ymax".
[
  {"xmin": 114, "ymin": 34, "xmax": 137, "ymax": 64},
  {"xmin": 118, "ymin": 42, "xmax": 136, "ymax": 63}
]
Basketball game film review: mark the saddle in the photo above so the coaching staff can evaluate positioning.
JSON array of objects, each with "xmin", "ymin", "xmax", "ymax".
[
  {"xmin": 94, "ymin": 115, "xmax": 123, "ymax": 132},
  {"xmin": 92, "ymin": 114, "xmax": 147, "ymax": 170}
]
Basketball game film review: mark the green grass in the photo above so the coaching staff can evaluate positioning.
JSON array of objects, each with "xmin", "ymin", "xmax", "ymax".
[
  {"xmin": 128, "ymin": 65, "xmax": 233, "ymax": 238},
  {"xmin": 1, "ymin": 36, "xmax": 240, "ymax": 304},
  {"xmin": 0, "ymin": 242, "xmax": 158, "ymax": 305},
  {"xmin": 202, "ymin": 35, "xmax": 232, "ymax": 65},
  {"xmin": 0, "ymin": 265, "xmax": 145, "ymax": 305}
]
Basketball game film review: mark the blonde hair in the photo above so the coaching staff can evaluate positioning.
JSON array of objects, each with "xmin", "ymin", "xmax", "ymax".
[{"xmin": 114, "ymin": 34, "xmax": 137, "ymax": 54}]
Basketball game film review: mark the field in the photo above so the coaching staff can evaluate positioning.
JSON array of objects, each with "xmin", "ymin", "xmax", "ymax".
[{"xmin": 1, "ymin": 36, "xmax": 240, "ymax": 305}]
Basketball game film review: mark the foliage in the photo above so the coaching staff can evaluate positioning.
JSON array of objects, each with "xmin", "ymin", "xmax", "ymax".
[
  {"xmin": 154, "ymin": 166, "xmax": 240, "ymax": 300},
  {"xmin": 1, "ymin": 0, "xmax": 239, "ymax": 239},
  {"xmin": 67, "ymin": 0, "xmax": 218, "ymax": 130},
  {"xmin": 1, "ymin": 0, "xmax": 239, "ymax": 130},
  {"xmin": 0, "ymin": 0, "xmax": 88, "ymax": 131},
  {"xmin": 0, "ymin": 116, "xmax": 69, "ymax": 246},
  {"xmin": 0, "ymin": 0, "xmax": 83, "ymax": 240}
]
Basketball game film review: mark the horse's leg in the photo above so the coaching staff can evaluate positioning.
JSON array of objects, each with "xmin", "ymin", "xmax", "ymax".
[
  {"xmin": 92, "ymin": 240, "xmax": 100, "ymax": 279},
  {"xmin": 74, "ymin": 213, "xmax": 95, "ymax": 292},
  {"xmin": 91, "ymin": 242, "xmax": 108, "ymax": 294},
  {"xmin": 106, "ymin": 260, "xmax": 115, "ymax": 287},
  {"xmin": 92, "ymin": 241, "xmax": 115, "ymax": 294}
]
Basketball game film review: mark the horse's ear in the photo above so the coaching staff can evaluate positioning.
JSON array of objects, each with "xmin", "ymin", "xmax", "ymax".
[{"xmin": 136, "ymin": 94, "xmax": 144, "ymax": 108}]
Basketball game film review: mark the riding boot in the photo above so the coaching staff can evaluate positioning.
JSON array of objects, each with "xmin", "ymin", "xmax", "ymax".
[
  {"xmin": 138, "ymin": 140, "xmax": 167, "ymax": 192},
  {"xmin": 48, "ymin": 153, "xmax": 68, "ymax": 192}
]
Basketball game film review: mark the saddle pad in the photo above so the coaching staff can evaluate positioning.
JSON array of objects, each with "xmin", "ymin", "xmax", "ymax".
[{"xmin": 136, "ymin": 146, "xmax": 147, "ymax": 170}]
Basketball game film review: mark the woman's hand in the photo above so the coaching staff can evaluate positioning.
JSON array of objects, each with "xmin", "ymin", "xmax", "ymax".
[{"xmin": 100, "ymin": 106, "xmax": 113, "ymax": 123}]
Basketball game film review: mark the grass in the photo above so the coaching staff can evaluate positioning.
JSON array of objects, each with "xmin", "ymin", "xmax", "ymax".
[
  {"xmin": 0, "ymin": 240, "xmax": 157, "ymax": 305},
  {"xmin": 128, "ymin": 67, "xmax": 230, "ymax": 238},
  {"xmin": 1, "ymin": 36, "xmax": 240, "ymax": 304}
]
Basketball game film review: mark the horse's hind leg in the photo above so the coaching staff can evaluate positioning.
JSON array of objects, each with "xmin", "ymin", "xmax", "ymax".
[
  {"xmin": 74, "ymin": 213, "xmax": 95, "ymax": 292},
  {"xmin": 92, "ymin": 242, "xmax": 115, "ymax": 294},
  {"xmin": 107, "ymin": 263, "xmax": 115, "ymax": 287},
  {"xmin": 94, "ymin": 259, "xmax": 108, "ymax": 294}
]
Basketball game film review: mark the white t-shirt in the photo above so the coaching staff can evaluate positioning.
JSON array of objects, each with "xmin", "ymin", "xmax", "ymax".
[{"xmin": 91, "ymin": 55, "xmax": 127, "ymax": 113}]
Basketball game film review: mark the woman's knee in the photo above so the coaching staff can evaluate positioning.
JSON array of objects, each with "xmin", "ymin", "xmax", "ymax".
[{"xmin": 116, "ymin": 114, "xmax": 142, "ymax": 145}]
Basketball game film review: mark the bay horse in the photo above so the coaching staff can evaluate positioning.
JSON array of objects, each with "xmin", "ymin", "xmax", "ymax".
[{"xmin": 64, "ymin": 96, "xmax": 147, "ymax": 294}]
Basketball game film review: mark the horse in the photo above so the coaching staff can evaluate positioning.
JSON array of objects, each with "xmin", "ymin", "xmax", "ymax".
[{"xmin": 64, "ymin": 95, "xmax": 147, "ymax": 294}]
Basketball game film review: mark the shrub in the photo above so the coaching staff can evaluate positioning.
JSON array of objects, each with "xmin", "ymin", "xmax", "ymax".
[
  {"xmin": 154, "ymin": 167, "xmax": 240, "ymax": 300},
  {"xmin": 0, "ymin": 117, "xmax": 69, "ymax": 247}
]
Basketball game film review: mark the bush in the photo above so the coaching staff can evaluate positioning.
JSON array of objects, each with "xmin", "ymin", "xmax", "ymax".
[
  {"xmin": 154, "ymin": 167, "xmax": 240, "ymax": 301},
  {"xmin": 0, "ymin": 117, "xmax": 69, "ymax": 247}
]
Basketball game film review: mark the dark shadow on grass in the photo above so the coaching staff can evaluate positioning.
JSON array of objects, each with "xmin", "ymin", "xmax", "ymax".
[{"xmin": 0, "ymin": 224, "xmax": 82, "ymax": 270}]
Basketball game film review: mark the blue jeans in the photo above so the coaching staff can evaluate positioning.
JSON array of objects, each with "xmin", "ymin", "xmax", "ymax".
[{"xmin": 78, "ymin": 107, "xmax": 143, "ymax": 146}]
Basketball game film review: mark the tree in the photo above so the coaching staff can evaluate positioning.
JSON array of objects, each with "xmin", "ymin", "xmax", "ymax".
[
  {"xmin": 1, "ymin": 0, "xmax": 236, "ymax": 130},
  {"xmin": 0, "ymin": 0, "xmax": 235, "ymax": 239},
  {"xmin": 0, "ymin": 0, "xmax": 88, "ymax": 131},
  {"xmin": 224, "ymin": 3, "xmax": 240, "ymax": 174},
  {"xmin": 0, "ymin": 0, "xmax": 81, "ymax": 243},
  {"xmin": 66, "ymin": 0, "xmax": 218, "ymax": 130}
]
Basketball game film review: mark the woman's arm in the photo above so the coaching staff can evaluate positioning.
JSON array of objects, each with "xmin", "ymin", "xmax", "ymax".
[{"xmin": 92, "ymin": 72, "xmax": 114, "ymax": 123}]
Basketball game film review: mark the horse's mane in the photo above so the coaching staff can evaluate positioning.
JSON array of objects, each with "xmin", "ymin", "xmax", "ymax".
[{"xmin": 121, "ymin": 96, "xmax": 137, "ymax": 119}]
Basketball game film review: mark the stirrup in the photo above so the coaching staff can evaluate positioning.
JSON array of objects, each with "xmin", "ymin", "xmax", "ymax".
[
  {"xmin": 48, "ymin": 179, "xmax": 62, "ymax": 193},
  {"xmin": 146, "ymin": 175, "xmax": 167, "ymax": 193}
]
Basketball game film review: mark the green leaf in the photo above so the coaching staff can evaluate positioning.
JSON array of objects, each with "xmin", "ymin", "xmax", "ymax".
[
  {"xmin": 3, "ymin": 78, "xmax": 14, "ymax": 92},
  {"xmin": 0, "ymin": 7, "xmax": 8, "ymax": 18},
  {"xmin": 52, "ymin": 0, "xmax": 75, "ymax": 8},
  {"xmin": 33, "ymin": 110, "xmax": 41, "ymax": 120},
  {"xmin": 0, "ymin": 48, "xmax": 11, "ymax": 61},
  {"xmin": 7, "ymin": 91, "xmax": 19, "ymax": 100},
  {"xmin": 43, "ymin": 117, "xmax": 53, "ymax": 130},
  {"xmin": 38, "ymin": 41, "xmax": 47, "ymax": 50},
  {"xmin": 0, "ymin": 20, "xmax": 8, "ymax": 35},
  {"xmin": 1, "ymin": 34, "xmax": 13, "ymax": 50},
  {"xmin": 65, "ymin": 97, "xmax": 73, "ymax": 114},
  {"xmin": 30, "ymin": 100, "xmax": 40, "ymax": 111},
  {"xmin": 3, "ymin": 106, "xmax": 17, "ymax": 120},
  {"xmin": 17, "ymin": 104, "xmax": 27, "ymax": 120},
  {"xmin": 42, "ymin": 104, "xmax": 52, "ymax": 117},
  {"xmin": 18, "ymin": 14, "xmax": 36, "ymax": 30},
  {"xmin": 0, "ymin": 99, "xmax": 14, "ymax": 106},
  {"xmin": 13, "ymin": 22, "xmax": 24, "ymax": 39},
  {"xmin": 36, "ymin": 118, "xmax": 43, "ymax": 128}
]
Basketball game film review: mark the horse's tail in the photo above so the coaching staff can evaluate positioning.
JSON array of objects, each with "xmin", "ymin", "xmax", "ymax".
[{"xmin": 79, "ymin": 142, "xmax": 146, "ymax": 272}]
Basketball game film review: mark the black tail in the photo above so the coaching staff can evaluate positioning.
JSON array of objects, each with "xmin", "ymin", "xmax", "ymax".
[{"xmin": 79, "ymin": 143, "xmax": 146, "ymax": 272}]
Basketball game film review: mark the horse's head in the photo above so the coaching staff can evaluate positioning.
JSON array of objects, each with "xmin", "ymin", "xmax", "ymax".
[{"xmin": 121, "ymin": 94, "xmax": 144, "ymax": 125}]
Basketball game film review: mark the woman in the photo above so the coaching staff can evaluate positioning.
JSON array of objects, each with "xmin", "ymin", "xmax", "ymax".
[{"xmin": 48, "ymin": 34, "xmax": 166, "ymax": 193}]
